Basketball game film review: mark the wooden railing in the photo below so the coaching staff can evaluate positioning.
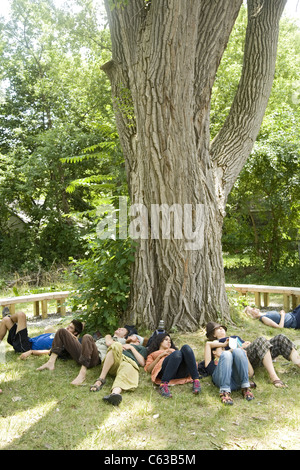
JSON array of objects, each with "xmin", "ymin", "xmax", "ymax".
[
  {"xmin": 0, "ymin": 291, "xmax": 70, "ymax": 318},
  {"xmin": 225, "ymin": 284, "xmax": 300, "ymax": 311},
  {"xmin": 1, "ymin": 285, "xmax": 299, "ymax": 319}
]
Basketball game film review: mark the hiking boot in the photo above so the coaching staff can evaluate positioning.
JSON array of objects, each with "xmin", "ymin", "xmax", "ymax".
[
  {"xmin": 192, "ymin": 379, "xmax": 201, "ymax": 394},
  {"xmin": 159, "ymin": 382, "xmax": 172, "ymax": 398}
]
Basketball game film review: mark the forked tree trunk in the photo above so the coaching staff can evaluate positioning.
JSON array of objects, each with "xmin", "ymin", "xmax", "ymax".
[{"xmin": 102, "ymin": 0, "xmax": 287, "ymax": 331}]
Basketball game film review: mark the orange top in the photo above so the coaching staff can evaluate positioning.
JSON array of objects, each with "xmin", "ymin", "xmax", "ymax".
[{"xmin": 145, "ymin": 348, "xmax": 193, "ymax": 385}]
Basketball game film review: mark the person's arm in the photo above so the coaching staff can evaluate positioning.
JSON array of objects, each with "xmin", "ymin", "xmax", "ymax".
[
  {"xmin": 204, "ymin": 342, "xmax": 213, "ymax": 367},
  {"xmin": 105, "ymin": 335, "xmax": 114, "ymax": 347},
  {"xmin": 204, "ymin": 339, "xmax": 229, "ymax": 366},
  {"xmin": 145, "ymin": 350, "xmax": 169, "ymax": 373},
  {"xmin": 19, "ymin": 349, "xmax": 51, "ymax": 360},
  {"xmin": 260, "ymin": 311, "xmax": 285, "ymax": 329},
  {"xmin": 247, "ymin": 358, "xmax": 254, "ymax": 378},
  {"xmin": 122, "ymin": 344, "xmax": 146, "ymax": 366}
]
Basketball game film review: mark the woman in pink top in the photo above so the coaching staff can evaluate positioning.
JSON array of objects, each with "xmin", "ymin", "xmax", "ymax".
[{"xmin": 144, "ymin": 333, "xmax": 201, "ymax": 398}]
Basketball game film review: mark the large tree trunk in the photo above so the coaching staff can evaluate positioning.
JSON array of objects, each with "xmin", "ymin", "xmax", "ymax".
[{"xmin": 102, "ymin": 0, "xmax": 287, "ymax": 331}]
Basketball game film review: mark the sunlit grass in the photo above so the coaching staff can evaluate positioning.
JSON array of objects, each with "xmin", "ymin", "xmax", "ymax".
[{"xmin": 0, "ymin": 299, "xmax": 299, "ymax": 450}]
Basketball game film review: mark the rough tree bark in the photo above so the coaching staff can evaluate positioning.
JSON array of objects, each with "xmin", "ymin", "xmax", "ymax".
[{"xmin": 102, "ymin": 0, "xmax": 287, "ymax": 331}]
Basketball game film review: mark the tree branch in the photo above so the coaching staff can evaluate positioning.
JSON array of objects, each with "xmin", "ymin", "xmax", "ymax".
[{"xmin": 210, "ymin": 0, "xmax": 287, "ymax": 207}]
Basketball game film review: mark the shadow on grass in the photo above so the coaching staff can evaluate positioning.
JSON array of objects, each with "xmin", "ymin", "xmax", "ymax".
[{"xmin": 1, "ymin": 323, "xmax": 300, "ymax": 450}]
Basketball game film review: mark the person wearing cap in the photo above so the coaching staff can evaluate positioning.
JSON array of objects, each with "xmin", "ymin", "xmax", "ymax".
[
  {"xmin": 204, "ymin": 322, "xmax": 254, "ymax": 405},
  {"xmin": 89, "ymin": 333, "xmax": 147, "ymax": 406},
  {"xmin": 205, "ymin": 321, "xmax": 300, "ymax": 389}
]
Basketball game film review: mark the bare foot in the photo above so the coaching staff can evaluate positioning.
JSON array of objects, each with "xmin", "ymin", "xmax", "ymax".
[
  {"xmin": 36, "ymin": 361, "xmax": 55, "ymax": 371},
  {"xmin": 71, "ymin": 373, "xmax": 86, "ymax": 385}
]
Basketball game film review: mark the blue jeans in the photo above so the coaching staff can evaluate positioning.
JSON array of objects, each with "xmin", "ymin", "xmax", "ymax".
[
  {"xmin": 212, "ymin": 349, "xmax": 250, "ymax": 393},
  {"xmin": 159, "ymin": 345, "xmax": 199, "ymax": 382}
]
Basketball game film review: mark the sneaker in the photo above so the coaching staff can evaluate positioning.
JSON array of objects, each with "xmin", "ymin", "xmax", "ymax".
[
  {"xmin": 192, "ymin": 379, "xmax": 201, "ymax": 394},
  {"xmin": 242, "ymin": 387, "xmax": 255, "ymax": 401},
  {"xmin": 102, "ymin": 393, "xmax": 122, "ymax": 406},
  {"xmin": 2, "ymin": 307, "xmax": 10, "ymax": 318},
  {"xmin": 159, "ymin": 382, "xmax": 172, "ymax": 398}
]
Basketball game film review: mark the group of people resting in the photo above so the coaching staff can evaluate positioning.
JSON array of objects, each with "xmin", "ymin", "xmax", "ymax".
[{"xmin": 0, "ymin": 304, "xmax": 299, "ymax": 406}]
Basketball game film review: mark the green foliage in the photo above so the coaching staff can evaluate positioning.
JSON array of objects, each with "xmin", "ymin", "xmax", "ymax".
[
  {"xmin": 214, "ymin": 10, "xmax": 300, "ymax": 271},
  {"xmin": 0, "ymin": 0, "xmax": 116, "ymax": 271},
  {"xmin": 68, "ymin": 236, "xmax": 136, "ymax": 333}
]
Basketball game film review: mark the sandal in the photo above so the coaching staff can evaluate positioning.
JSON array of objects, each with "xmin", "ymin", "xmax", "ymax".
[
  {"xmin": 242, "ymin": 387, "xmax": 255, "ymax": 401},
  {"xmin": 90, "ymin": 378, "xmax": 106, "ymax": 392},
  {"xmin": 272, "ymin": 379, "xmax": 287, "ymax": 388},
  {"xmin": 220, "ymin": 392, "xmax": 233, "ymax": 405},
  {"xmin": 249, "ymin": 380, "xmax": 257, "ymax": 389}
]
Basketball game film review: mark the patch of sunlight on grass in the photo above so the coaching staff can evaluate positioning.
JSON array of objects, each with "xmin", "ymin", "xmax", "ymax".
[
  {"xmin": 0, "ymin": 400, "xmax": 57, "ymax": 448},
  {"xmin": 225, "ymin": 422, "xmax": 300, "ymax": 450},
  {"xmin": 75, "ymin": 397, "xmax": 164, "ymax": 450}
]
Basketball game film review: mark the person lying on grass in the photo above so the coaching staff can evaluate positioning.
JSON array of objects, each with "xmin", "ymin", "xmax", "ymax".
[
  {"xmin": 203, "ymin": 327, "xmax": 254, "ymax": 405},
  {"xmin": 0, "ymin": 310, "xmax": 82, "ymax": 359},
  {"xmin": 144, "ymin": 333, "xmax": 201, "ymax": 398},
  {"xmin": 37, "ymin": 326, "xmax": 135, "ymax": 386},
  {"xmin": 89, "ymin": 334, "xmax": 147, "ymax": 406},
  {"xmin": 205, "ymin": 321, "xmax": 300, "ymax": 388},
  {"xmin": 244, "ymin": 304, "xmax": 300, "ymax": 330}
]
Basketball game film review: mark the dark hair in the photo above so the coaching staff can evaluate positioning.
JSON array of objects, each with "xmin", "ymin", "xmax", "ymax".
[
  {"xmin": 71, "ymin": 320, "xmax": 83, "ymax": 336},
  {"xmin": 146, "ymin": 332, "xmax": 177, "ymax": 356},
  {"xmin": 124, "ymin": 324, "xmax": 138, "ymax": 338}
]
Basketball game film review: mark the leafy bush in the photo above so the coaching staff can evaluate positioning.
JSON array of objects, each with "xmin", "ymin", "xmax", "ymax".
[{"xmin": 68, "ymin": 236, "xmax": 136, "ymax": 333}]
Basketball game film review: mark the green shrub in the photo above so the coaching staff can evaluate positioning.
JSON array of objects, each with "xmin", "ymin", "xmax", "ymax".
[{"xmin": 68, "ymin": 237, "xmax": 135, "ymax": 333}]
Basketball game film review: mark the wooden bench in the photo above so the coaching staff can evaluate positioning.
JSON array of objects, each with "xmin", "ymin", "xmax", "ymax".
[
  {"xmin": 225, "ymin": 284, "xmax": 300, "ymax": 311},
  {"xmin": 0, "ymin": 291, "xmax": 70, "ymax": 318}
]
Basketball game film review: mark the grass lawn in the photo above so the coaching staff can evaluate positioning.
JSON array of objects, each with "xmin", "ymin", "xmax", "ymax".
[{"xmin": 0, "ymin": 301, "xmax": 299, "ymax": 451}]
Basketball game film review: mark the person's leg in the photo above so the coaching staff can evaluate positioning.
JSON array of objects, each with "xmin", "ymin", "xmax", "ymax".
[
  {"xmin": 160, "ymin": 350, "xmax": 183, "ymax": 382},
  {"xmin": 12, "ymin": 312, "xmax": 27, "ymax": 333},
  {"xmin": 71, "ymin": 335, "xmax": 101, "ymax": 385},
  {"xmin": 179, "ymin": 344, "xmax": 201, "ymax": 393},
  {"xmin": 180, "ymin": 345, "xmax": 200, "ymax": 379},
  {"xmin": 103, "ymin": 359, "xmax": 139, "ymax": 406},
  {"xmin": 3, "ymin": 312, "xmax": 32, "ymax": 353},
  {"xmin": 289, "ymin": 348, "xmax": 300, "ymax": 367},
  {"xmin": 269, "ymin": 334, "xmax": 297, "ymax": 363},
  {"xmin": 212, "ymin": 351, "xmax": 233, "ymax": 393},
  {"xmin": 231, "ymin": 348, "xmax": 250, "ymax": 390},
  {"xmin": 90, "ymin": 342, "xmax": 123, "ymax": 391},
  {"xmin": 212, "ymin": 351, "xmax": 234, "ymax": 405},
  {"xmin": 262, "ymin": 350, "xmax": 285, "ymax": 387},
  {"xmin": 0, "ymin": 316, "xmax": 14, "ymax": 341},
  {"xmin": 158, "ymin": 350, "xmax": 183, "ymax": 397},
  {"xmin": 246, "ymin": 336, "xmax": 286, "ymax": 387},
  {"xmin": 231, "ymin": 348, "xmax": 254, "ymax": 401},
  {"xmin": 0, "ymin": 311, "xmax": 28, "ymax": 341},
  {"xmin": 37, "ymin": 328, "xmax": 82, "ymax": 371}
]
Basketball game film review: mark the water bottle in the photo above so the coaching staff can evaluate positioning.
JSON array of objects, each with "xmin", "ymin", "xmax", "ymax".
[{"xmin": 157, "ymin": 320, "xmax": 165, "ymax": 332}]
